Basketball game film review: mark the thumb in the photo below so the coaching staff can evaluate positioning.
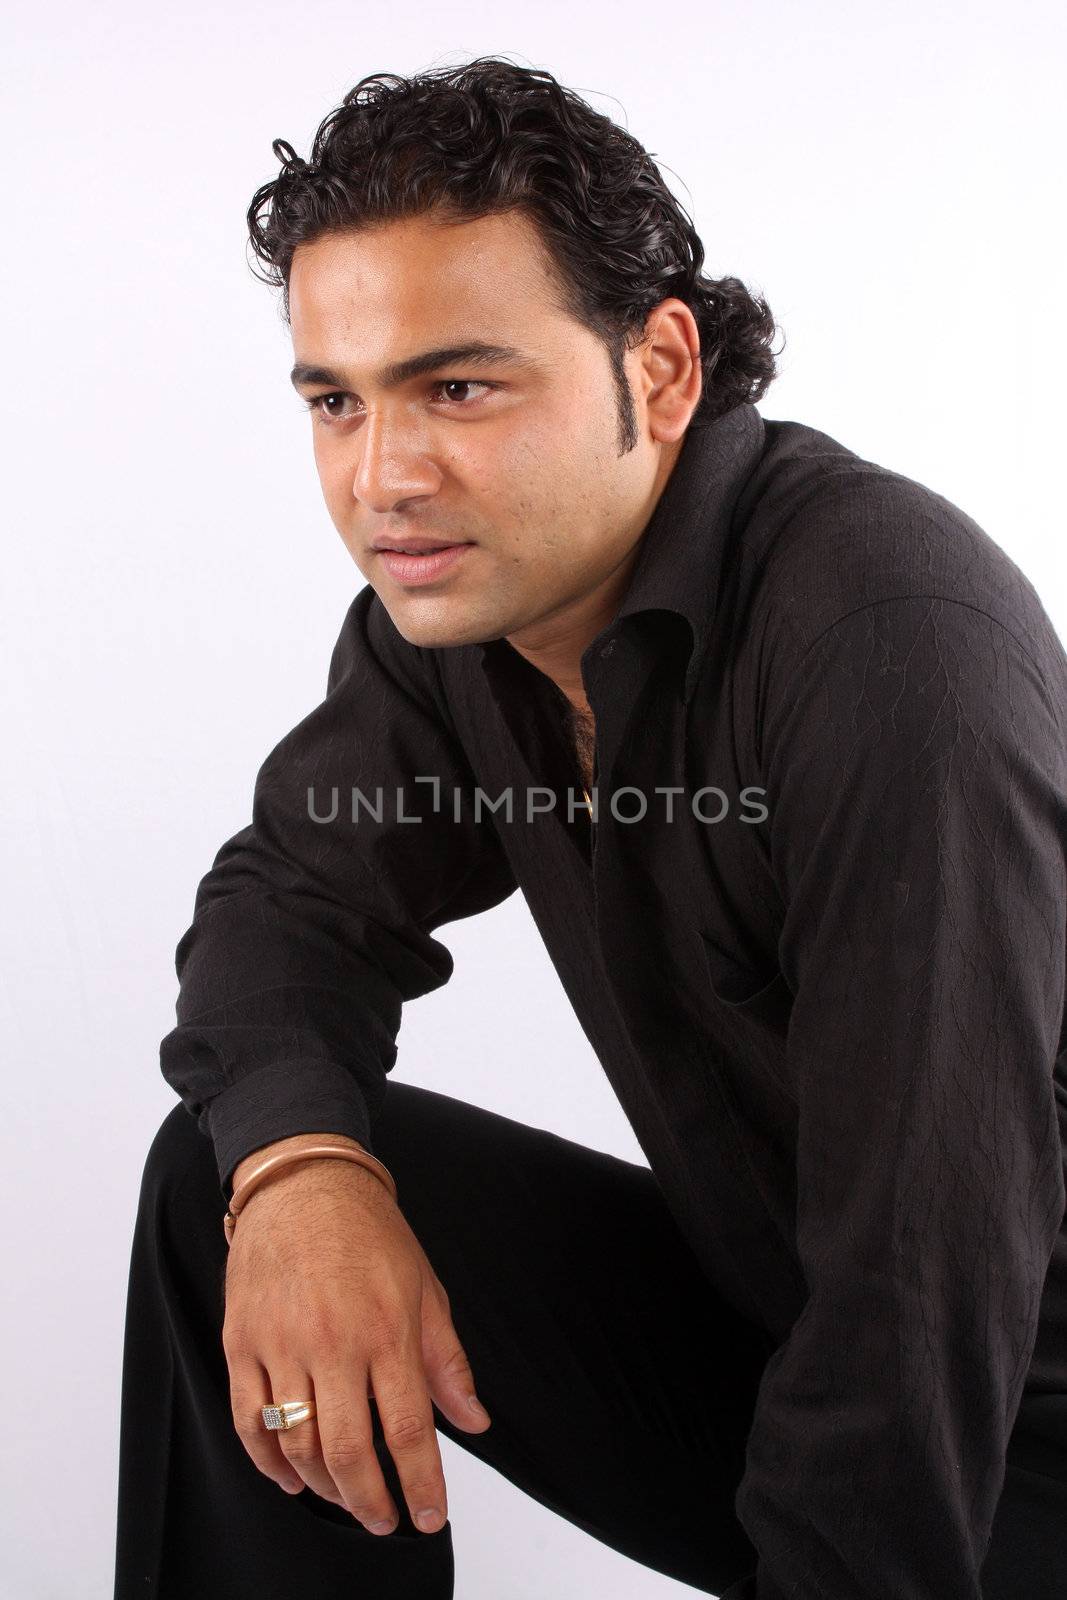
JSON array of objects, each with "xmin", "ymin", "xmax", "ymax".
[{"xmin": 421, "ymin": 1289, "xmax": 492, "ymax": 1434}]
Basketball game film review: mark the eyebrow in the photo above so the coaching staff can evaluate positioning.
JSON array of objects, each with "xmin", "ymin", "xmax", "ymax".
[{"xmin": 289, "ymin": 341, "xmax": 537, "ymax": 392}]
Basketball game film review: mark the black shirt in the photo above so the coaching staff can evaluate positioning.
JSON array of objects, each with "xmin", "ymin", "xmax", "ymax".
[{"xmin": 161, "ymin": 401, "xmax": 1067, "ymax": 1599}]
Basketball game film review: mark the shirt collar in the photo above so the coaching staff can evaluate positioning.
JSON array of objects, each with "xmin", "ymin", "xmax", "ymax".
[
  {"xmin": 607, "ymin": 400, "xmax": 766, "ymax": 704},
  {"xmin": 478, "ymin": 400, "xmax": 766, "ymax": 708}
]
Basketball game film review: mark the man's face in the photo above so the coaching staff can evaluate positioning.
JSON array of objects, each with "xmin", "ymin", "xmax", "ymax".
[{"xmin": 287, "ymin": 209, "xmax": 673, "ymax": 655}]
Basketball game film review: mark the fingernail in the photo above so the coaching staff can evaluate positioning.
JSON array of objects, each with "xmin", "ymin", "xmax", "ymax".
[
  {"xmin": 467, "ymin": 1394, "xmax": 489, "ymax": 1418},
  {"xmin": 368, "ymin": 1518, "xmax": 396, "ymax": 1535},
  {"xmin": 416, "ymin": 1508, "xmax": 443, "ymax": 1532},
  {"xmin": 281, "ymin": 1476, "xmax": 303, "ymax": 1494}
]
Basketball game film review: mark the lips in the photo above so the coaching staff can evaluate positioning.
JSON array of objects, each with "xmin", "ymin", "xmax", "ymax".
[
  {"xmin": 371, "ymin": 539, "xmax": 468, "ymax": 554},
  {"xmin": 374, "ymin": 543, "xmax": 474, "ymax": 586}
]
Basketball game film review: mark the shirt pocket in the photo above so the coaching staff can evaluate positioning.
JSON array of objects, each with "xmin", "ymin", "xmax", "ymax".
[{"xmin": 697, "ymin": 928, "xmax": 794, "ymax": 1032}]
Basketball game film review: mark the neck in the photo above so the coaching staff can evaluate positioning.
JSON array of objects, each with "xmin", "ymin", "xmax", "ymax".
[
  {"xmin": 503, "ymin": 435, "xmax": 682, "ymax": 719},
  {"xmin": 504, "ymin": 547, "xmax": 638, "ymax": 721}
]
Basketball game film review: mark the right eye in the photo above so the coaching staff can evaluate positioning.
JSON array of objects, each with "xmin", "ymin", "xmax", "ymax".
[{"xmin": 303, "ymin": 392, "xmax": 359, "ymax": 424}]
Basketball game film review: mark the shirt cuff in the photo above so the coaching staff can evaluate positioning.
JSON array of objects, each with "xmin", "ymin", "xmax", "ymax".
[{"xmin": 202, "ymin": 1060, "xmax": 377, "ymax": 1200}]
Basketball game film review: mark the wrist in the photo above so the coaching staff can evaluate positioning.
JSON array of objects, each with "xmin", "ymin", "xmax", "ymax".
[
  {"xmin": 230, "ymin": 1131, "xmax": 367, "ymax": 1197},
  {"xmin": 223, "ymin": 1134, "xmax": 397, "ymax": 1246}
]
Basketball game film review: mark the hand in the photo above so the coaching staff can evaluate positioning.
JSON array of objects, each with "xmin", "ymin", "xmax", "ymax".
[{"xmin": 221, "ymin": 1138, "xmax": 492, "ymax": 1535}]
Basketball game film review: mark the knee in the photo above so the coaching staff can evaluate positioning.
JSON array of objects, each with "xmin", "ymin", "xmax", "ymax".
[
  {"xmin": 136, "ymin": 1101, "xmax": 221, "ymax": 1240},
  {"xmin": 126, "ymin": 1103, "xmax": 231, "ymax": 1347}
]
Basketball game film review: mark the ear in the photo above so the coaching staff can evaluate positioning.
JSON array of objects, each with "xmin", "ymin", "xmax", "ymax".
[{"xmin": 637, "ymin": 298, "xmax": 703, "ymax": 442}]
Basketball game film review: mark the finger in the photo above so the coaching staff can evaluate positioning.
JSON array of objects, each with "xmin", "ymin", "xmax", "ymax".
[
  {"xmin": 315, "ymin": 1361, "xmax": 400, "ymax": 1535},
  {"xmin": 227, "ymin": 1359, "xmax": 306, "ymax": 1495},
  {"xmin": 421, "ymin": 1289, "xmax": 492, "ymax": 1434},
  {"xmin": 369, "ymin": 1342, "xmax": 449, "ymax": 1535},
  {"xmin": 266, "ymin": 1367, "xmax": 344, "ymax": 1507}
]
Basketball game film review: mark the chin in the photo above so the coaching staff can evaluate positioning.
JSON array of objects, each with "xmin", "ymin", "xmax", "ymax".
[{"xmin": 377, "ymin": 594, "xmax": 503, "ymax": 652}]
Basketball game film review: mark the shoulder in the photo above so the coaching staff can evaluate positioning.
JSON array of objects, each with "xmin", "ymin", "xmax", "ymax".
[{"xmin": 739, "ymin": 416, "xmax": 1064, "ymax": 679}]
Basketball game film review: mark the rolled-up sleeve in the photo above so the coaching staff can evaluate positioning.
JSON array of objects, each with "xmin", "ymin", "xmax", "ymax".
[
  {"xmin": 721, "ymin": 594, "xmax": 1067, "ymax": 1599},
  {"xmin": 159, "ymin": 585, "xmax": 518, "ymax": 1199}
]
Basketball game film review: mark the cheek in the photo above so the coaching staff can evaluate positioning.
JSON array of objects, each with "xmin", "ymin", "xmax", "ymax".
[
  {"xmin": 315, "ymin": 450, "xmax": 355, "ymax": 521},
  {"xmin": 311, "ymin": 420, "xmax": 348, "ymax": 473}
]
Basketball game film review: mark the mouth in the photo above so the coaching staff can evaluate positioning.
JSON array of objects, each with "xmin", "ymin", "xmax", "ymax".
[
  {"xmin": 372, "ymin": 542, "xmax": 475, "ymax": 587},
  {"xmin": 370, "ymin": 538, "xmax": 469, "ymax": 553}
]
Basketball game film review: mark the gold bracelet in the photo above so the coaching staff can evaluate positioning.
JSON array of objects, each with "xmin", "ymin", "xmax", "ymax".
[{"xmin": 223, "ymin": 1137, "xmax": 398, "ymax": 1245}]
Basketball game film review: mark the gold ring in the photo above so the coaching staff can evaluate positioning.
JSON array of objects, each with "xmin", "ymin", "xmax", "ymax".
[{"xmin": 262, "ymin": 1399, "xmax": 316, "ymax": 1431}]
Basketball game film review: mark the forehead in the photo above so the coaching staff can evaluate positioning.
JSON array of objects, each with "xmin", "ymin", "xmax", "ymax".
[{"xmin": 288, "ymin": 209, "xmax": 571, "ymax": 351}]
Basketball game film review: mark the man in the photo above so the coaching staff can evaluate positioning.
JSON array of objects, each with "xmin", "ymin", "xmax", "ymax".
[{"xmin": 114, "ymin": 56, "xmax": 1067, "ymax": 1600}]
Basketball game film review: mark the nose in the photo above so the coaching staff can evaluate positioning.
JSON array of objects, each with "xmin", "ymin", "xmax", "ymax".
[{"xmin": 351, "ymin": 406, "xmax": 440, "ymax": 513}]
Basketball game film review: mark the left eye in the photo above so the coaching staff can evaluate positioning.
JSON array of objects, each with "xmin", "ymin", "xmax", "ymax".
[{"xmin": 431, "ymin": 379, "xmax": 494, "ymax": 404}]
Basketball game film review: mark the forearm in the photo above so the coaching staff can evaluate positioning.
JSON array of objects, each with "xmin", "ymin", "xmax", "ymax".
[
  {"xmin": 746, "ymin": 594, "xmax": 1067, "ymax": 1596},
  {"xmin": 163, "ymin": 588, "xmax": 518, "ymax": 1202}
]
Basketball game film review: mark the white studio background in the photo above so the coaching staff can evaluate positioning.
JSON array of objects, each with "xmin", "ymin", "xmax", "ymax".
[{"xmin": 2, "ymin": 4, "xmax": 1064, "ymax": 1597}]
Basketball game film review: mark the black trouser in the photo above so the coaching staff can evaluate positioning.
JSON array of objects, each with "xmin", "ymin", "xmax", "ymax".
[{"xmin": 114, "ymin": 1080, "xmax": 1065, "ymax": 1598}]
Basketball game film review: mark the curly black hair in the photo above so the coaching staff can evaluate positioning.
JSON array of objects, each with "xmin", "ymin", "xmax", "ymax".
[{"xmin": 246, "ymin": 56, "xmax": 781, "ymax": 451}]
